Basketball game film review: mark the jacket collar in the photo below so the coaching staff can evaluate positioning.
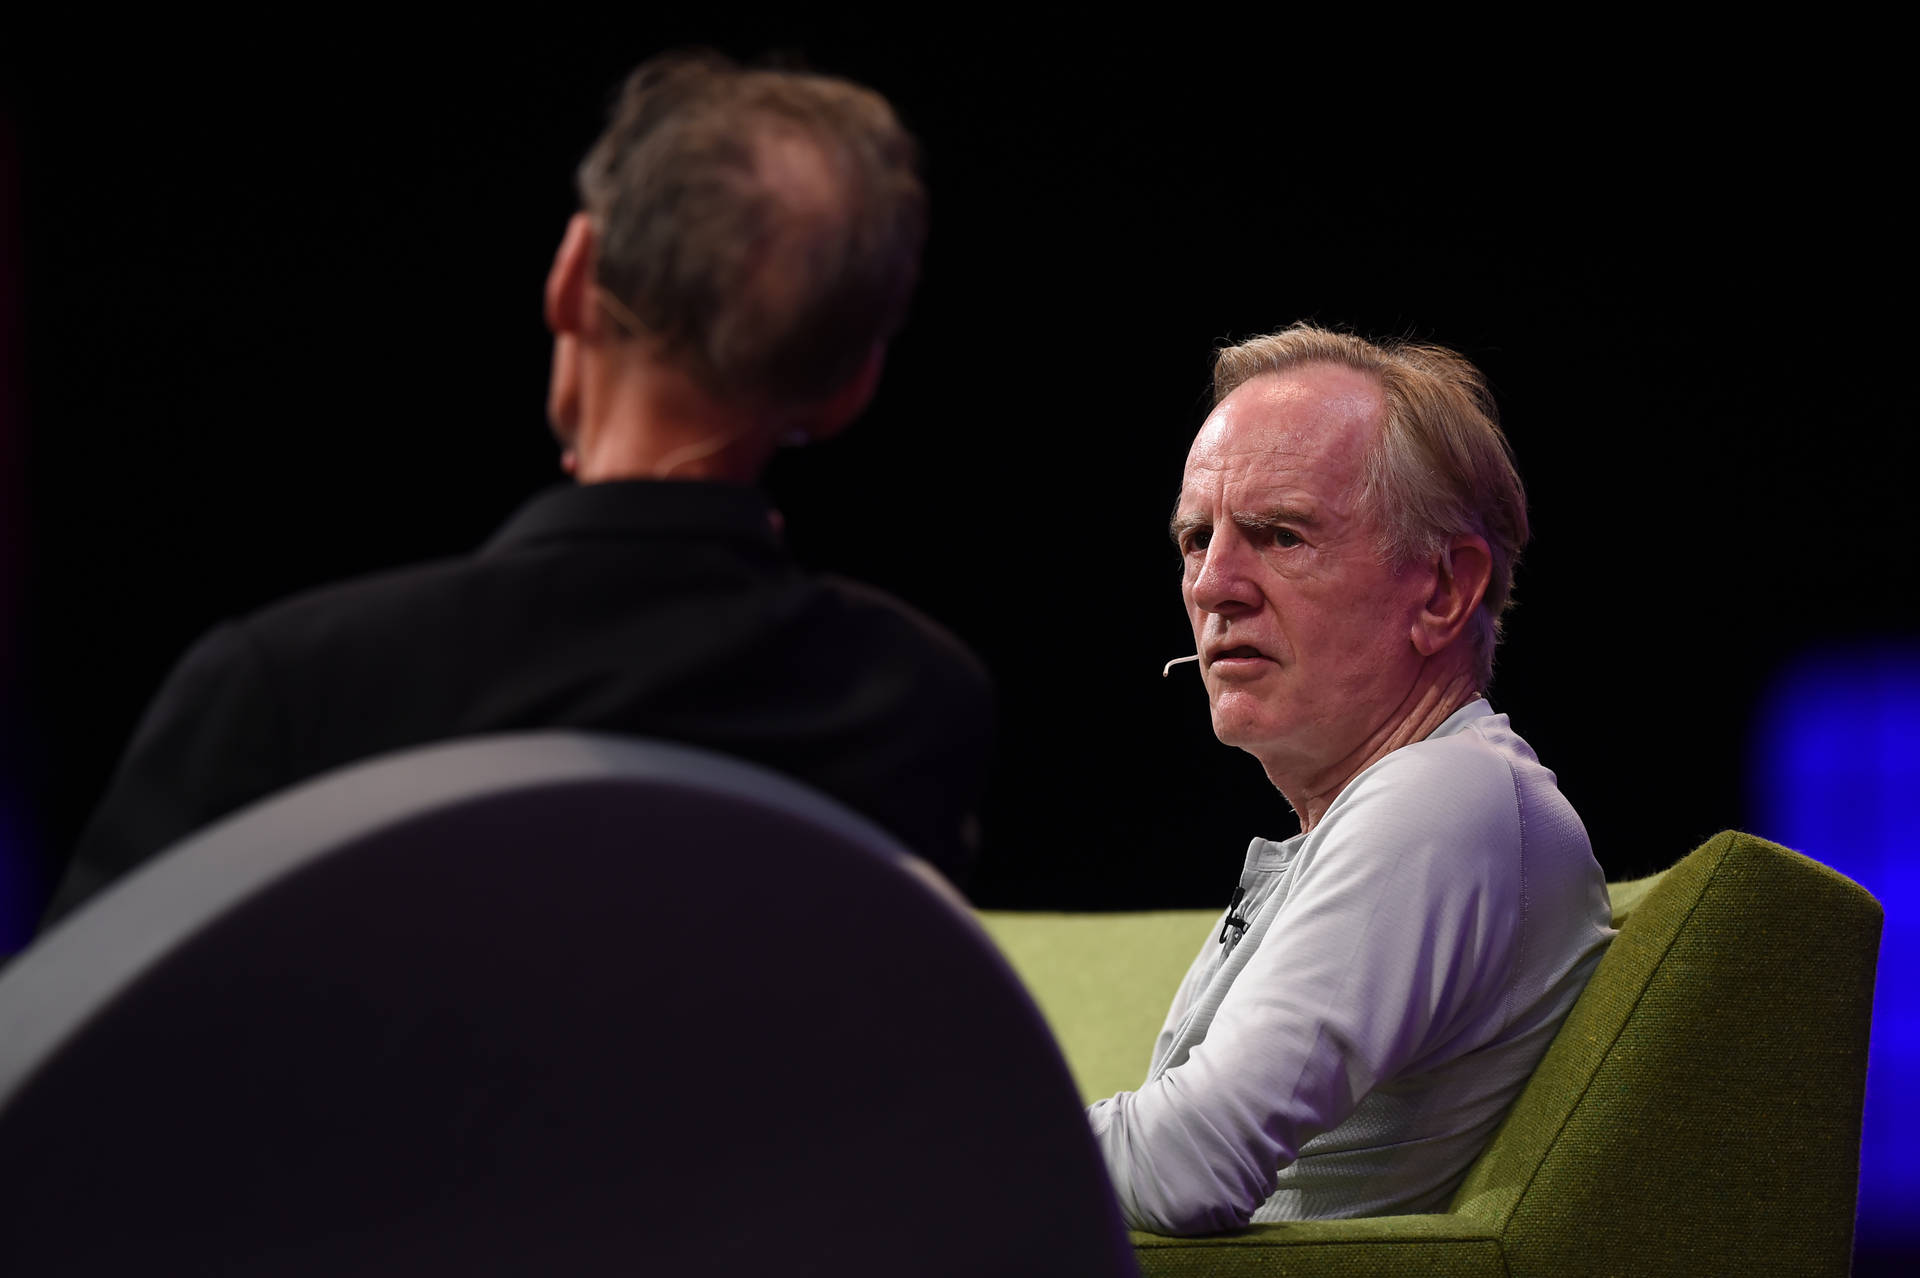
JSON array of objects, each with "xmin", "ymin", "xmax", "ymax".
[{"xmin": 483, "ymin": 480, "xmax": 785, "ymax": 557}]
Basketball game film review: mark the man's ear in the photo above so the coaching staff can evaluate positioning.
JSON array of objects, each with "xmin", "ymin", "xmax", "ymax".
[
  {"xmin": 544, "ymin": 213, "xmax": 599, "ymax": 452},
  {"xmin": 793, "ymin": 343, "xmax": 887, "ymax": 442},
  {"xmin": 1411, "ymin": 533, "xmax": 1493, "ymax": 657},
  {"xmin": 545, "ymin": 212, "xmax": 598, "ymax": 337}
]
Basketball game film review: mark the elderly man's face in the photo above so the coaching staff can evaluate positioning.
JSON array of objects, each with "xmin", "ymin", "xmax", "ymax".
[{"xmin": 1174, "ymin": 363, "xmax": 1430, "ymax": 782}]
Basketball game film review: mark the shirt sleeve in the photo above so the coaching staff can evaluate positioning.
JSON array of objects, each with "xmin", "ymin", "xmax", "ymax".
[
  {"xmin": 1086, "ymin": 746, "xmax": 1524, "ymax": 1234},
  {"xmin": 41, "ymin": 621, "xmax": 287, "ymax": 927}
]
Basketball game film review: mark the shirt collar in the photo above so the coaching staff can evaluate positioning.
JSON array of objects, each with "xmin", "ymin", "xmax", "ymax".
[
  {"xmin": 482, "ymin": 480, "xmax": 785, "ymax": 557},
  {"xmin": 1241, "ymin": 697, "xmax": 1498, "ymax": 873},
  {"xmin": 1432, "ymin": 696, "xmax": 1494, "ymax": 739}
]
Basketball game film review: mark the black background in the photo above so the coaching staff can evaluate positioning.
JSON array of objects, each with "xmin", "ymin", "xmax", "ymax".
[{"xmin": 6, "ymin": 21, "xmax": 1913, "ymax": 916}]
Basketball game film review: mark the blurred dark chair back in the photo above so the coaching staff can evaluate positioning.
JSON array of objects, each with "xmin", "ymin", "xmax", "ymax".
[{"xmin": 0, "ymin": 733, "xmax": 1136, "ymax": 1276}]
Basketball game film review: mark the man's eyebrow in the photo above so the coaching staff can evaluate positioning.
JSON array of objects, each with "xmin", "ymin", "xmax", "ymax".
[
  {"xmin": 1169, "ymin": 505, "xmax": 1317, "ymax": 544},
  {"xmin": 1232, "ymin": 506, "xmax": 1317, "ymax": 531},
  {"xmin": 1167, "ymin": 498, "xmax": 1320, "ymax": 533},
  {"xmin": 1169, "ymin": 508, "xmax": 1208, "ymax": 544}
]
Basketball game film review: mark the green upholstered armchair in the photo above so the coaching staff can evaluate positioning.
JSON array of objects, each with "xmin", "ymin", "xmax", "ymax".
[{"xmin": 981, "ymin": 831, "xmax": 1881, "ymax": 1277}]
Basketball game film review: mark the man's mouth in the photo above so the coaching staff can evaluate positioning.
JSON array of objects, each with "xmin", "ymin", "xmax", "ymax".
[{"xmin": 1207, "ymin": 643, "xmax": 1274, "ymax": 671}]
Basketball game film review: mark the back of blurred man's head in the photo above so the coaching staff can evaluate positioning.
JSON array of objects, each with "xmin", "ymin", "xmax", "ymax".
[{"xmin": 575, "ymin": 52, "xmax": 927, "ymax": 407}]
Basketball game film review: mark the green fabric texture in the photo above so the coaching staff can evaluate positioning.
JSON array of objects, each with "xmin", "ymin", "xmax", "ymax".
[
  {"xmin": 979, "ymin": 831, "xmax": 1882, "ymax": 1277},
  {"xmin": 1601, "ymin": 871, "xmax": 1663, "ymax": 928},
  {"xmin": 978, "ymin": 910, "xmax": 1214, "ymax": 1104},
  {"xmin": 1127, "ymin": 1214, "xmax": 1505, "ymax": 1277}
]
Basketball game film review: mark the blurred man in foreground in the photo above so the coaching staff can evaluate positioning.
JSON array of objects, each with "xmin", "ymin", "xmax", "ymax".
[
  {"xmin": 44, "ymin": 53, "xmax": 989, "ymax": 926},
  {"xmin": 1089, "ymin": 324, "xmax": 1613, "ymax": 1232}
]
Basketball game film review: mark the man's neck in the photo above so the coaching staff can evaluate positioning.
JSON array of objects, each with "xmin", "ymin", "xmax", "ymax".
[
  {"xmin": 1267, "ymin": 664, "xmax": 1485, "ymax": 835},
  {"xmin": 569, "ymin": 351, "xmax": 781, "ymax": 486}
]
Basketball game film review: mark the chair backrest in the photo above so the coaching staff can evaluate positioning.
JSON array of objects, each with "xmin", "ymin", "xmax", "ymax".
[
  {"xmin": 0, "ymin": 733, "xmax": 1137, "ymax": 1276},
  {"xmin": 1450, "ymin": 831, "xmax": 1881, "ymax": 1276}
]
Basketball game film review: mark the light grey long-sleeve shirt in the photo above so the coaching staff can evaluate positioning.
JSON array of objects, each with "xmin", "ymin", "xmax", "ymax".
[{"xmin": 1087, "ymin": 701, "xmax": 1614, "ymax": 1235}]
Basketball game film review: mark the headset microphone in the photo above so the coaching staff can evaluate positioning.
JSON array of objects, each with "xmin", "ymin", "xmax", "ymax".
[{"xmin": 1162, "ymin": 655, "xmax": 1200, "ymax": 676}]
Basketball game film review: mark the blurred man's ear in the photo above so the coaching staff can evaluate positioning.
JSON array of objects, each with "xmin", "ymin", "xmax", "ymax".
[
  {"xmin": 545, "ymin": 213, "xmax": 598, "ymax": 336},
  {"xmin": 797, "ymin": 343, "xmax": 887, "ymax": 442},
  {"xmin": 545, "ymin": 214, "xmax": 600, "ymax": 455},
  {"xmin": 1411, "ymin": 534, "xmax": 1493, "ymax": 658}
]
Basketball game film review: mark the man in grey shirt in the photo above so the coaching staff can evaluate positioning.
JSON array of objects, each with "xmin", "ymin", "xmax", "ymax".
[{"xmin": 1088, "ymin": 324, "xmax": 1613, "ymax": 1234}]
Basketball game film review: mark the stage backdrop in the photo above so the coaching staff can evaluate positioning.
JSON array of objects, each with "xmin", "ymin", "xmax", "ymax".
[{"xmin": 7, "ymin": 20, "xmax": 1914, "ymax": 1265}]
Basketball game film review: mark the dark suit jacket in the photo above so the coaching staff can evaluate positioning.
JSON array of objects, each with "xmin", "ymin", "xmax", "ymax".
[{"xmin": 45, "ymin": 480, "xmax": 993, "ymax": 924}]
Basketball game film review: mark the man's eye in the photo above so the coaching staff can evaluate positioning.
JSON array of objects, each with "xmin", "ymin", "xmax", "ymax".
[
  {"xmin": 1182, "ymin": 529, "xmax": 1211, "ymax": 554},
  {"xmin": 1268, "ymin": 528, "xmax": 1302, "ymax": 548}
]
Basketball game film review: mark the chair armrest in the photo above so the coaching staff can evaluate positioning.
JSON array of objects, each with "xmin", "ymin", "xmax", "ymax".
[{"xmin": 1131, "ymin": 1214, "xmax": 1503, "ymax": 1277}]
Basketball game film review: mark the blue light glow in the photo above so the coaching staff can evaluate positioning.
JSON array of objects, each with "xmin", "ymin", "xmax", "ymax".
[{"xmin": 1752, "ymin": 646, "xmax": 1920, "ymax": 1232}]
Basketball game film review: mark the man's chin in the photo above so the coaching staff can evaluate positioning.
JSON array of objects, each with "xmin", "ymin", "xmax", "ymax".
[
  {"xmin": 1209, "ymin": 684, "xmax": 1282, "ymax": 732},
  {"xmin": 1208, "ymin": 710, "xmax": 1277, "ymax": 754}
]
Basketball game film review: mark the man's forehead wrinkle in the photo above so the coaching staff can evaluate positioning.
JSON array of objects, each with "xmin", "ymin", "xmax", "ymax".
[
  {"xmin": 1182, "ymin": 443, "xmax": 1325, "ymax": 500},
  {"xmin": 1184, "ymin": 440, "xmax": 1370, "ymax": 529},
  {"xmin": 1188, "ymin": 433, "xmax": 1356, "ymax": 512},
  {"xmin": 1177, "ymin": 469, "xmax": 1318, "ymax": 517}
]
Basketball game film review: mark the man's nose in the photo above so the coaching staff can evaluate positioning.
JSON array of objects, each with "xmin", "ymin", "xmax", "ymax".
[{"xmin": 1188, "ymin": 534, "xmax": 1258, "ymax": 615}]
